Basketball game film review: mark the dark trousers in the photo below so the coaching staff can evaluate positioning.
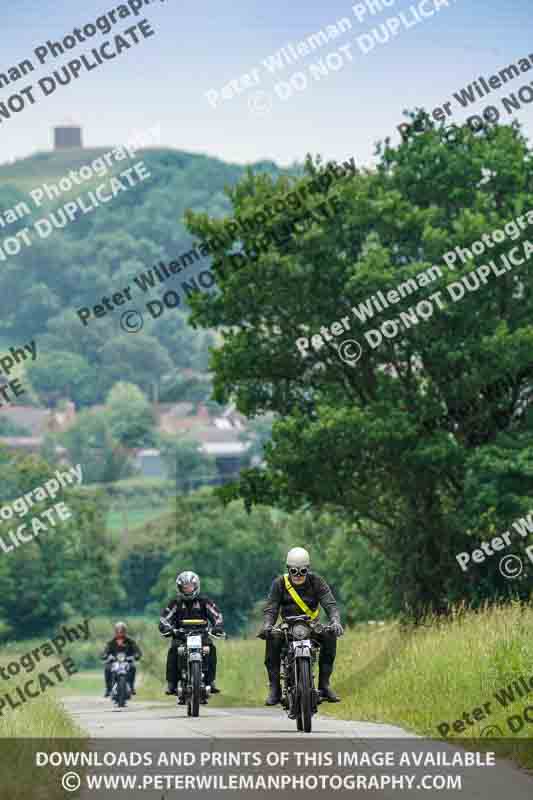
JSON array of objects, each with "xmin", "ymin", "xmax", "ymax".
[
  {"xmin": 166, "ymin": 642, "xmax": 217, "ymax": 686},
  {"xmin": 265, "ymin": 630, "xmax": 336, "ymax": 674},
  {"xmin": 105, "ymin": 664, "xmax": 136, "ymax": 690}
]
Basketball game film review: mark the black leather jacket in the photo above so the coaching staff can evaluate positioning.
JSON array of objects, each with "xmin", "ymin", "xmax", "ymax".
[
  {"xmin": 159, "ymin": 595, "xmax": 223, "ymax": 639},
  {"xmin": 102, "ymin": 636, "xmax": 142, "ymax": 660},
  {"xmin": 263, "ymin": 573, "xmax": 340, "ymax": 626}
]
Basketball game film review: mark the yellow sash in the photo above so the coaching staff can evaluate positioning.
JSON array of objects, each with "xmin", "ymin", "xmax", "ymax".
[{"xmin": 284, "ymin": 574, "xmax": 319, "ymax": 620}]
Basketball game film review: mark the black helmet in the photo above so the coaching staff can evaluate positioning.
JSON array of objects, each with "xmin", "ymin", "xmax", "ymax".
[{"xmin": 176, "ymin": 571, "xmax": 200, "ymax": 600}]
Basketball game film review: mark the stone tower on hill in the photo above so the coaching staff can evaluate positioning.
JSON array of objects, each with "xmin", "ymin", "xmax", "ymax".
[{"xmin": 54, "ymin": 125, "xmax": 83, "ymax": 150}]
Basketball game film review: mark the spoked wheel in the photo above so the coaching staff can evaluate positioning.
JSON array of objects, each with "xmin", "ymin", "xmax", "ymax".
[
  {"xmin": 189, "ymin": 661, "xmax": 201, "ymax": 717},
  {"xmin": 117, "ymin": 675, "xmax": 127, "ymax": 709},
  {"xmin": 297, "ymin": 659, "xmax": 312, "ymax": 733}
]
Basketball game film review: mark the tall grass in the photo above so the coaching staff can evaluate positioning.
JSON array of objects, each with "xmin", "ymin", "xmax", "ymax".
[
  {"xmin": 110, "ymin": 604, "xmax": 533, "ymax": 746},
  {"xmin": 0, "ymin": 668, "xmax": 85, "ymax": 800},
  {"xmin": 3, "ymin": 603, "xmax": 531, "ymax": 795},
  {"xmin": 135, "ymin": 603, "xmax": 533, "ymax": 770}
]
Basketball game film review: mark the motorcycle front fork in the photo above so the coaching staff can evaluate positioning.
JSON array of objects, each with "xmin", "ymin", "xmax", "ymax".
[{"xmin": 281, "ymin": 658, "xmax": 320, "ymax": 716}]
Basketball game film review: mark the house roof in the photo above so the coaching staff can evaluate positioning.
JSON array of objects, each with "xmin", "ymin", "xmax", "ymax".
[
  {"xmin": 0, "ymin": 436, "xmax": 43, "ymax": 448},
  {"xmin": 200, "ymin": 442, "xmax": 249, "ymax": 456},
  {"xmin": 0, "ymin": 406, "xmax": 51, "ymax": 435},
  {"xmin": 0, "ymin": 437, "xmax": 67, "ymax": 454},
  {"xmin": 192, "ymin": 426, "xmax": 246, "ymax": 444}
]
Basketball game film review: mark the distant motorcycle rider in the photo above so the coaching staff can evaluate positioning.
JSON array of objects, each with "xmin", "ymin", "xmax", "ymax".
[
  {"xmin": 102, "ymin": 621, "xmax": 142, "ymax": 698},
  {"xmin": 259, "ymin": 547, "xmax": 344, "ymax": 705},
  {"xmin": 159, "ymin": 571, "xmax": 224, "ymax": 699}
]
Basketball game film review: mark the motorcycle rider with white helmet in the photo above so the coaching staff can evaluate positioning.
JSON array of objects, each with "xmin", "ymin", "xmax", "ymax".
[
  {"xmin": 159, "ymin": 570, "xmax": 224, "ymax": 699},
  {"xmin": 259, "ymin": 547, "xmax": 344, "ymax": 705}
]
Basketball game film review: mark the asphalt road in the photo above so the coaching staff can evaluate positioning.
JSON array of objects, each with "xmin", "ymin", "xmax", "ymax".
[{"xmin": 62, "ymin": 694, "xmax": 413, "ymax": 738}]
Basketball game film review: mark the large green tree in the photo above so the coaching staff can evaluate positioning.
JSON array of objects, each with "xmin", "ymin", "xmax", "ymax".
[
  {"xmin": 105, "ymin": 382, "xmax": 157, "ymax": 448},
  {"xmin": 185, "ymin": 118, "xmax": 533, "ymax": 618},
  {"xmin": 58, "ymin": 409, "xmax": 133, "ymax": 484},
  {"xmin": 0, "ymin": 450, "xmax": 121, "ymax": 637},
  {"xmin": 27, "ymin": 351, "xmax": 99, "ymax": 408}
]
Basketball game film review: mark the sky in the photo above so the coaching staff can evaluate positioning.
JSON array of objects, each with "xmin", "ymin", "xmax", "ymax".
[{"xmin": 1, "ymin": 0, "xmax": 532, "ymax": 169}]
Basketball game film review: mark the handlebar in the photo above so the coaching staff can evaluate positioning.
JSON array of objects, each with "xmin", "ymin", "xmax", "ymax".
[
  {"xmin": 107, "ymin": 654, "xmax": 135, "ymax": 661},
  {"xmin": 268, "ymin": 620, "xmax": 338, "ymax": 637}
]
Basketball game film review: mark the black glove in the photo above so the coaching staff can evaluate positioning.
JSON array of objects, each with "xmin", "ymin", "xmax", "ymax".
[
  {"xmin": 212, "ymin": 624, "xmax": 224, "ymax": 635},
  {"xmin": 331, "ymin": 622, "xmax": 344, "ymax": 638},
  {"xmin": 257, "ymin": 624, "xmax": 273, "ymax": 640}
]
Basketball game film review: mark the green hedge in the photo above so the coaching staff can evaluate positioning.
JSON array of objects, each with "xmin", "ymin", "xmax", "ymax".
[{"xmin": 79, "ymin": 478, "xmax": 176, "ymax": 503}]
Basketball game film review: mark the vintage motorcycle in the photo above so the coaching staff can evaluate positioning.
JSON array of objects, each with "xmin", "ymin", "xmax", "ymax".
[
  {"xmin": 271, "ymin": 614, "xmax": 336, "ymax": 733},
  {"xmin": 109, "ymin": 653, "xmax": 135, "ymax": 709},
  {"xmin": 172, "ymin": 619, "xmax": 225, "ymax": 717}
]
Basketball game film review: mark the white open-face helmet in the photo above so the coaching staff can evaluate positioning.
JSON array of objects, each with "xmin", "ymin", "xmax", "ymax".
[
  {"xmin": 286, "ymin": 547, "xmax": 310, "ymax": 574},
  {"xmin": 176, "ymin": 570, "xmax": 200, "ymax": 600}
]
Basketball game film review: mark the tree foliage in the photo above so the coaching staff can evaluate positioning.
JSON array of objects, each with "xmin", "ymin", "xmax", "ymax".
[
  {"xmin": 58, "ymin": 410, "xmax": 133, "ymax": 484},
  {"xmin": 105, "ymin": 382, "xmax": 157, "ymax": 448},
  {"xmin": 0, "ymin": 150, "xmax": 283, "ymax": 406},
  {"xmin": 0, "ymin": 450, "xmax": 121, "ymax": 637},
  {"xmin": 185, "ymin": 119, "xmax": 533, "ymax": 618}
]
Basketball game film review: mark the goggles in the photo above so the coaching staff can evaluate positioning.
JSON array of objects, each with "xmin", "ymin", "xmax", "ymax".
[{"xmin": 288, "ymin": 566, "xmax": 309, "ymax": 577}]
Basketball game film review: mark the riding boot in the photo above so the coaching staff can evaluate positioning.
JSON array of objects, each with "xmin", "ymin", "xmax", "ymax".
[
  {"xmin": 318, "ymin": 664, "xmax": 340, "ymax": 702},
  {"xmin": 104, "ymin": 666, "xmax": 112, "ymax": 698},
  {"xmin": 265, "ymin": 669, "xmax": 282, "ymax": 706}
]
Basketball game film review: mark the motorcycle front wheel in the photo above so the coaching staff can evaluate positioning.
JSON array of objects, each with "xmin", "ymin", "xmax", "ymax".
[
  {"xmin": 296, "ymin": 659, "xmax": 312, "ymax": 733},
  {"xmin": 116, "ymin": 675, "xmax": 127, "ymax": 709},
  {"xmin": 189, "ymin": 661, "xmax": 201, "ymax": 718}
]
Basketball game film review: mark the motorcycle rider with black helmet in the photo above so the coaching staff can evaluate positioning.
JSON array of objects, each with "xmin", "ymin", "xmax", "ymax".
[
  {"xmin": 159, "ymin": 571, "xmax": 224, "ymax": 700},
  {"xmin": 259, "ymin": 547, "xmax": 344, "ymax": 706},
  {"xmin": 102, "ymin": 621, "xmax": 142, "ymax": 698}
]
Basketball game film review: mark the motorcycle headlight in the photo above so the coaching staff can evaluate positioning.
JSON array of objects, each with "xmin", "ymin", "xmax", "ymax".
[
  {"xmin": 292, "ymin": 623, "xmax": 311, "ymax": 640},
  {"xmin": 117, "ymin": 653, "xmax": 126, "ymax": 662}
]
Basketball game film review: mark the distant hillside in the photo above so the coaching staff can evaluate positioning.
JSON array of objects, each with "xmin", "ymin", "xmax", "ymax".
[
  {"xmin": 0, "ymin": 146, "xmax": 290, "ymax": 195},
  {"xmin": 0, "ymin": 146, "xmax": 298, "ymax": 408}
]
